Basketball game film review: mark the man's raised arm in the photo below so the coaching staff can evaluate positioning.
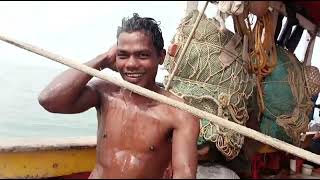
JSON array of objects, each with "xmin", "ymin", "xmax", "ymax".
[{"xmin": 38, "ymin": 45, "xmax": 117, "ymax": 114}]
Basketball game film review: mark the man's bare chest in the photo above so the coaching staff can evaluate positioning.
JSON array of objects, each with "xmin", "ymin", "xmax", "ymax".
[{"xmin": 99, "ymin": 97, "xmax": 173, "ymax": 151}]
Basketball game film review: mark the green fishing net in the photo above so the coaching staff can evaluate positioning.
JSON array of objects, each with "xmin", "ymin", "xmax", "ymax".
[
  {"xmin": 164, "ymin": 10, "xmax": 254, "ymax": 160},
  {"xmin": 260, "ymin": 46, "xmax": 313, "ymax": 145}
]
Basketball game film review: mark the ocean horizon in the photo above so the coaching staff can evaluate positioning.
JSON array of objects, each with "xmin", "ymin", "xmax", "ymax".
[{"xmin": 0, "ymin": 60, "xmax": 167, "ymax": 138}]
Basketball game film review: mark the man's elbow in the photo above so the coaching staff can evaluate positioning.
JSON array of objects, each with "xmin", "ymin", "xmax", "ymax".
[{"xmin": 38, "ymin": 92, "xmax": 60, "ymax": 113}]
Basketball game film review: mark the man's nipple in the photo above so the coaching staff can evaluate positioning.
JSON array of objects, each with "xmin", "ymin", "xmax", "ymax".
[{"xmin": 149, "ymin": 145, "xmax": 156, "ymax": 152}]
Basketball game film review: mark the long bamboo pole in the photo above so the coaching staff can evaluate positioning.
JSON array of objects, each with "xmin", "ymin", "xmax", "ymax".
[
  {"xmin": 0, "ymin": 34, "xmax": 320, "ymax": 165},
  {"xmin": 164, "ymin": 1, "xmax": 209, "ymax": 90}
]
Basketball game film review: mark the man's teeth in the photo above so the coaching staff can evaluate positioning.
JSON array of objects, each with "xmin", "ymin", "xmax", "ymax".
[{"xmin": 126, "ymin": 73, "xmax": 143, "ymax": 78}]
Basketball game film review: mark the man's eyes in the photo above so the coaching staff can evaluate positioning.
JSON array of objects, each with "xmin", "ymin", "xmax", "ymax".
[
  {"xmin": 117, "ymin": 53, "xmax": 150, "ymax": 59},
  {"xmin": 139, "ymin": 53, "xmax": 150, "ymax": 59},
  {"xmin": 117, "ymin": 54, "xmax": 128, "ymax": 59}
]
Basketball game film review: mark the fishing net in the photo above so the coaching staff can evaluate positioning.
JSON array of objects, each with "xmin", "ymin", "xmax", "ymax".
[
  {"xmin": 304, "ymin": 65, "xmax": 320, "ymax": 97},
  {"xmin": 260, "ymin": 46, "xmax": 313, "ymax": 145},
  {"xmin": 163, "ymin": 10, "xmax": 254, "ymax": 160}
]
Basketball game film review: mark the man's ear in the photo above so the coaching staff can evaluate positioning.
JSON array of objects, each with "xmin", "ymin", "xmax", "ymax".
[{"xmin": 159, "ymin": 49, "xmax": 166, "ymax": 65}]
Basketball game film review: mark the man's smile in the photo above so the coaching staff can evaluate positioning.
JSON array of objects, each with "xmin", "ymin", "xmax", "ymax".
[{"xmin": 124, "ymin": 72, "xmax": 144, "ymax": 78}]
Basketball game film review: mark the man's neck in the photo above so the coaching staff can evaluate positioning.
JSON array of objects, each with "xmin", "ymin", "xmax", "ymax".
[{"xmin": 121, "ymin": 84, "xmax": 162, "ymax": 106}]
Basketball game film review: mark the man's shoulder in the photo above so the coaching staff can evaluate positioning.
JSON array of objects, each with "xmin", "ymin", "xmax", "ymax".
[
  {"xmin": 160, "ymin": 89, "xmax": 199, "ymax": 124},
  {"xmin": 161, "ymin": 89, "xmax": 184, "ymax": 103},
  {"xmin": 88, "ymin": 78, "xmax": 120, "ymax": 94}
]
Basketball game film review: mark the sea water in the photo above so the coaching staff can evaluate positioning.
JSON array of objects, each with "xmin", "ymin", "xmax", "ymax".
[
  {"xmin": 0, "ymin": 60, "xmax": 167, "ymax": 138},
  {"xmin": 0, "ymin": 61, "xmax": 97, "ymax": 138}
]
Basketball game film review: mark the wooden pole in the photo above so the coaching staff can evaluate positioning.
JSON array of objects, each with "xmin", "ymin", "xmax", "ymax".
[
  {"xmin": 165, "ymin": 1, "xmax": 209, "ymax": 90},
  {"xmin": 0, "ymin": 34, "xmax": 320, "ymax": 165},
  {"xmin": 303, "ymin": 31, "xmax": 316, "ymax": 66}
]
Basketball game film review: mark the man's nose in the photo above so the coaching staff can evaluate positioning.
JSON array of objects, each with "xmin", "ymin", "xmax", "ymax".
[{"xmin": 125, "ymin": 56, "xmax": 139, "ymax": 68}]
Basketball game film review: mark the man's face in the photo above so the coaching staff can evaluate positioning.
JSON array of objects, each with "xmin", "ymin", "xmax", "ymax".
[{"xmin": 116, "ymin": 31, "xmax": 165, "ymax": 89}]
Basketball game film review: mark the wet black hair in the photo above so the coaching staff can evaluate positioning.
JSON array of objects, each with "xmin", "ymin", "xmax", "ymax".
[{"xmin": 117, "ymin": 13, "xmax": 164, "ymax": 55}]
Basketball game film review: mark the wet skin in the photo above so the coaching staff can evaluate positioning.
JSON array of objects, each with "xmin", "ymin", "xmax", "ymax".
[{"xmin": 38, "ymin": 31, "xmax": 200, "ymax": 179}]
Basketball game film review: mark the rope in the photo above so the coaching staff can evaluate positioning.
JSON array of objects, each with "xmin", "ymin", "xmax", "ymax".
[
  {"xmin": 251, "ymin": 11, "xmax": 277, "ymax": 115},
  {"xmin": 234, "ymin": 9, "xmax": 277, "ymax": 115}
]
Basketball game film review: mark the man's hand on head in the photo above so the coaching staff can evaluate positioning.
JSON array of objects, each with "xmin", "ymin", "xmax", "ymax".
[
  {"xmin": 94, "ymin": 44, "xmax": 117, "ymax": 71},
  {"xmin": 106, "ymin": 44, "xmax": 117, "ymax": 70}
]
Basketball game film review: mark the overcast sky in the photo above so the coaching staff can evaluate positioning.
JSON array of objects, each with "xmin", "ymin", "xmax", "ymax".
[
  {"xmin": 0, "ymin": 1, "xmax": 200, "ymax": 68},
  {"xmin": 0, "ymin": 1, "xmax": 319, "ymax": 71}
]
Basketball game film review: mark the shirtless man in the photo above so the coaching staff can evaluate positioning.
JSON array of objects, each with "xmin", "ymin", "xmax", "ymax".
[{"xmin": 38, "ymin": 13, "xmax": 200, "ymax": 179}]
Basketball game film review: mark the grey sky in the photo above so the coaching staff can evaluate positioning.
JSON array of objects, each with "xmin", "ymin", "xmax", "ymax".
[
  {"xmin": 0, "ymin": 1, "xmax": 187, "ymax": 69},
  {"xmin": 0, "ymin": 1, "xmax": 319, "ymax": 71}
]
